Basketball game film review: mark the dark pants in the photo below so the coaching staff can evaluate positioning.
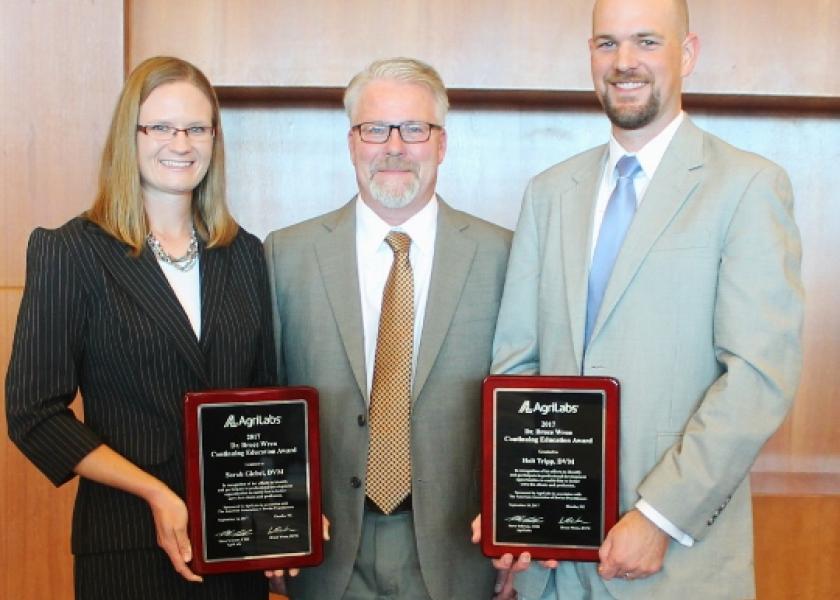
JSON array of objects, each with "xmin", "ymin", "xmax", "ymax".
[{"xmin": 75, "ymin": 547, "xmax": 267, "ymax": 600}]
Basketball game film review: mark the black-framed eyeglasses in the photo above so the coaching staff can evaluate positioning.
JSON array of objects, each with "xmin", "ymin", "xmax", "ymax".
[
  {"xmin": 352, "ymin": 121, "xmax": 442, "ymax": 144},
  {"xmin": 137, "ymin": 124, "xmax": 215, "ymax": 141}
]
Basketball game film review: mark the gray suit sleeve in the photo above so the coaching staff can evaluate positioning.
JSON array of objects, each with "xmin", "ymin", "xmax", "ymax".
[
  {"xmin": 264, "ymin": 232, "xmax": 288, "ymax": 387},
  {"xmin": 638, "ymin": 163, "xmax": 804, "ymax": 539}
]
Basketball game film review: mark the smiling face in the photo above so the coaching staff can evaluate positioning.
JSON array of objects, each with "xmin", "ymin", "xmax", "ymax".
[
  {"xmin": 348, "ymin": 79, "xmax": 446, "ymax": 225},
  {"xmin": 589, "ymin": 0, "xmax": 698, "ymax": 149},
  {"xmin": 136, "ymin": 80, "xmax": 214, "ymax": 204}
]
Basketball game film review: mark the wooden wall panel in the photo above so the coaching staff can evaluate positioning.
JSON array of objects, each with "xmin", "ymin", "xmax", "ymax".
[
  {"xmin": 129, "ymin": 0, "xmax": 840, "ymax": 97},
  {"xmin": 221, "ymin": 104, "xmax": 605, "ymax": 236},
  {"xmin": 129, "ymin": 0, "xmax": 591, "ymax": 91},
  {"xmin": 222, "ymin": 103, "xmax": 840, "ymax": 476},
  {"xmin": 0, "ymin": 1, "xmax": 125, "ymax": 288},
  {"xmin": 688, "ymin": 1, "xmax": 840, "ymax": 97},
  {"xmin": 1, "ymin": 291, "xmax": 79, "ymax": 600},
  {"xmin": 1, "ymin": 2, "xmax": 124, "ymax": 599},
  {"xmin": 753, "ymin": 492, "xmax": 840, "ymax": 599}
]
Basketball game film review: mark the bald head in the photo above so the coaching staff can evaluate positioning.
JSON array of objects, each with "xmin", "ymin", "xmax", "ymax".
[
  {"xmin": 593, "ymin": 0, "xmax": 689, "ymax": 38},
  {"xmin": 588, "ymin": 0, "xmax": 699, "ymax": 149}
]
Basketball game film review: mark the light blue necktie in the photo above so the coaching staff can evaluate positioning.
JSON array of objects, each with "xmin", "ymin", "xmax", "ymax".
[{"xmin": 585, "ymin": 155, "xmax": 642, "ymax": 348}]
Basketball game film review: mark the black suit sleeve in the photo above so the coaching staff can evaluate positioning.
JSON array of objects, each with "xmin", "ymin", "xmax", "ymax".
[{"xmin": 5, "ymin": 228, "xmax": 102, "ymax": 486}]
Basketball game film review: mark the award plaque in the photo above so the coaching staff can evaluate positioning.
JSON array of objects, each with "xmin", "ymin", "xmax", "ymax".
[
  {"xmin": 482, "ymin": 375, "xmax": 619, "ymax": 561},
  {"xmin": 184, "ymin": 387, "xmax": 323, "ymax": 575}
]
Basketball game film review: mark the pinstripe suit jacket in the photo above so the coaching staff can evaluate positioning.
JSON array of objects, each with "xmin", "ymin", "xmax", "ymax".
[{"xmin": 6, "ymin": 217, "xmax": 275, "ymax": 563}]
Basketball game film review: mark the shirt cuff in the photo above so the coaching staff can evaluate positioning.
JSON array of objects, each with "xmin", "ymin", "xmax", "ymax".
[{"xmin": 635, "ymin": 499, "xmax": 695, "ymax": 547}]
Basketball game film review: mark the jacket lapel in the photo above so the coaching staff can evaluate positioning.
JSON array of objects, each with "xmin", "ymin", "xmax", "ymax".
[
  {"xmin": 84, "ymin": 222, "xmax": 210, "ymax": 384},
  {"xmin": 564, "ymin": 148, "xmax": 608, "ymax": 366},
  {"xmin": 413, "ymin": 200, "xmax": 477, "ymax": 402},
  {"xmin": 198, "ymin": 239, "xmax": 229, "ymax": 351},
  {"xmin": 591, "ymin": 118, "xmax": 705, "ymax": 343},
  {"xmin": 314, "ymin": 201, "xmax": 367, "ymax": 399}
]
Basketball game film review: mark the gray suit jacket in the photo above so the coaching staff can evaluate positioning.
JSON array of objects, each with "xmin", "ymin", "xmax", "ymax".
[
  {"xmin": 492, "ymin": 118, "xmax": 803, "ymax": 599},
  {"xmin": 265, "ymin": 199, "xmax": 511, "ymax": 600}
]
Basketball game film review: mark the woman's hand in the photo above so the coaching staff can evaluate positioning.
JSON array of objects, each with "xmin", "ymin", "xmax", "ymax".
[
  {"xmin": 146, "ymin": 484, "xmax": 203, "ymax": 582},
  {"xmin": 73, "ymin": 445, "xmax": 203, "ymax": 582}
]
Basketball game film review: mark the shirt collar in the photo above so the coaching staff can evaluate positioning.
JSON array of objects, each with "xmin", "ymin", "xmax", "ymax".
[
  {"xmin": 606, "ymin": 111, "xmax": 685, "ymax": 181},
  {"xmin": 355, "ymin": 194, "xmax": 439, "ymax": 258}
]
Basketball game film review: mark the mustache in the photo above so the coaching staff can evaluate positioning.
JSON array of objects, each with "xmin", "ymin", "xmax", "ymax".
[
  {"xmin": 606, "ymin": 73, "xmax": 650, "ymax": 85},
  {"xmin": 371, "ymin": 157, "xmax": 419, "ymax": 176}
]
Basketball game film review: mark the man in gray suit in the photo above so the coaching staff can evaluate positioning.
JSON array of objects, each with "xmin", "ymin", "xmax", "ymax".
[
  {"xmin": 489, "ymin": 0, "xmax": 803, "ymax": 598},
  {"xmin": 265, "ymin": 58, "xmax": 510, "ymax": 599}
]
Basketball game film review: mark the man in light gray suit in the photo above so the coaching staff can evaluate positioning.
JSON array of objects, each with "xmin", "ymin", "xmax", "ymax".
[
  {"xmin": 488, "ymin": 0, "xmax": 803, "ymax": 598},
  {"xmin": 265, "ymin": 58, "xmax": 510, "ymax": 599}
]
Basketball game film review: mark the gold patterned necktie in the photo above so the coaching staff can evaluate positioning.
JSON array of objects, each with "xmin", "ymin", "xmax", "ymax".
[{"xmin": 365, "ymin": 231, "xmax": 414, "ymax": 514}]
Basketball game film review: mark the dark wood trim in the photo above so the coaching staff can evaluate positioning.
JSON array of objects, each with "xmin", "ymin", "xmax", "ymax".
[{"xmin": 216, "ymin": 85, "xmax": 840, "ymax": 116}]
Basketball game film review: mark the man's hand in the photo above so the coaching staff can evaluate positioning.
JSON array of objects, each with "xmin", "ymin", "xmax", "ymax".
[
  {"xmin": 597, "ymin": 509, "xmax": 668, "ymax": 581},
  {"xmin": 267, "ymin": 574, "xmax": 289, "ymax": 595},
  {"xmin": 471, "ymin": 515, "xmax": 557, "ymax": 599},
  {"xmin": 265, "ymin": 515, "xmax": 331, "ymax": 584}
]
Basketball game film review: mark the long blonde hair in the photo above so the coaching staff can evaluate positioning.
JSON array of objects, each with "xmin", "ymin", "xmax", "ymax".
[{"xmin": 87, "ymin": 56, "xmax": 237, "ymax": 254}]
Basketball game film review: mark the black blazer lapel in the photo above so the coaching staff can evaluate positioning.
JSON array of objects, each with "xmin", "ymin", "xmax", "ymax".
[
  {"xmin": 84, "ymin": 223, "xmax": 210, "ymax": 385},
  {"xmin": 198, "ymin": 239, "xmax": 229, "ymax": 352}
]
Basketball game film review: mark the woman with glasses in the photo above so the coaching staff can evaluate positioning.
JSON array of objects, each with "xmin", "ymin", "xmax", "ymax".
[{"xmin": 5, "ymin": 56, "xmax": 275, "ymax": 599}]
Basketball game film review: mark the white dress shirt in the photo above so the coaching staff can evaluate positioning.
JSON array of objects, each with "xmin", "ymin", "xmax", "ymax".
[
  {"xmin": 591, "ymin": 112, "xmax": 694, "ymax": 547},
  {"xmin": 590, "ymin": 112, "xmax": 685, "ymax": 259},
  {"xmin": 355, "ymin": 195, "xmax": 438, "ymax": 402},
  {"xmin": 157, "ymin": 257, "xmax": 201, "ymax": 339}
]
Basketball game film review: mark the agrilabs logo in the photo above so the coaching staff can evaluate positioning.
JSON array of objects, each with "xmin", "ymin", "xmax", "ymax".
[
  {"xmin": 223, "ymin": 414, "xmax": 283, "ymax": 428},
  {"xmin": 517, "ymin": 400, "xmax": 579, "ymax": 415}
]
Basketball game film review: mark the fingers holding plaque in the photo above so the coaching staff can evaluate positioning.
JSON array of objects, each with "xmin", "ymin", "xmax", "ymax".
[
  {"xmin": 481, "ymin": 376, "xmax": 619, "ymax": 562},
  {"xmin": 184, "ymin": 387, "xmax": 323, "ymax": 575}
]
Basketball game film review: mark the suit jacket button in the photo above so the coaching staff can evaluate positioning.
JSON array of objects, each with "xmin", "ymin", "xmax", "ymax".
[
  {"xmin": 350, "ymin": 476, "xmax": 362, "ymax": 488},
  {"xmin": 707, "ymin": 518, "xmax": 715, "ymax": 526},
  {"xmin": 357, "ymin": 414, "xmax": 366, "ymax": 426}
]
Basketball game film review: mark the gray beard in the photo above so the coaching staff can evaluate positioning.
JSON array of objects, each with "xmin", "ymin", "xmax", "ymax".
[
  {"xmin": 603, "ymin": 89, "xmax": 661, "ymax": 131},
  {"xmin": 369, "ymin": 175, "xmax": 420, "ymax": 209}
]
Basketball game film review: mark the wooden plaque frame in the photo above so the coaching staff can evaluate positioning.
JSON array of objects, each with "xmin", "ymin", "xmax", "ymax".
[
  {"xmin": 184, "ymin": 386, "xmax": 323, "ymax": 574},
  {"xmin": 481, "ymin": 375, "xmax": 619, "ymax": 561}
]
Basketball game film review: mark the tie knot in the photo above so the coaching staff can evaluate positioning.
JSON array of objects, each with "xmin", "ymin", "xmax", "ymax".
[
  {"xmin": 386, "ymin": 231, "xmax": 412, "ymax": 255},
  {"xmin": 615, "ymin": 155, "xmax": 642, "ymax": 180}
]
